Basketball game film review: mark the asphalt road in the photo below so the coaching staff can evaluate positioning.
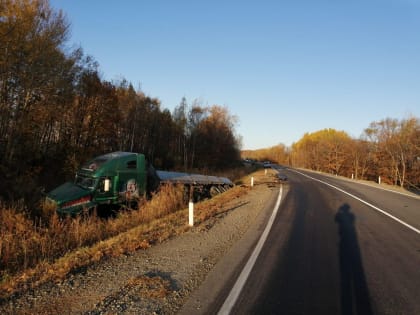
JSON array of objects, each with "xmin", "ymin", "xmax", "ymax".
[{"xmin": 222, "ymin": 169, "xmax": 420, "ymax": 315}]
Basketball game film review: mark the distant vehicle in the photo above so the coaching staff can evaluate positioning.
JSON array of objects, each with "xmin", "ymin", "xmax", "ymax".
[
  {"xmin": 278, "ymin": 173, "xmax": 288, "ymax": 181},
  {"xmin": 243, "ymin": 159, "xmax": 255, "ymax": 166},
  {"xmin": 263, "ymin": 161, "xmax": 271, "ymax": 168},
  {"xmin": 46, "ymin": 152, "xmax": 233, "ymax": 216}
]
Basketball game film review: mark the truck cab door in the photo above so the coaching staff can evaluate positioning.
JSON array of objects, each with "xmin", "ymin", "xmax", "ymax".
[{"xmin": 118, "ymin": 159, "xmax": 140, "ymax": 202}]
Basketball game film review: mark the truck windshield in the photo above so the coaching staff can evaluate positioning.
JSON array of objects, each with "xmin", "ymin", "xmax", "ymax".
[
  {"xmin": 80, "ymin": 157, "xmax": 108, "ymax": 171},
  {"xmin": 75, "ymin": 174, "xmax": 96, "ymax": 190}
]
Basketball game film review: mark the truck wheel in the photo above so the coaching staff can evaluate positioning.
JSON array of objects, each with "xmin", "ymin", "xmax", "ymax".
[
  {"xmin": 210, "ymin": 185, "xmax": 222, "ymax": 197},
  {"xmin": 220, "ymin": 185, "xmax": 229, "ymax": 193}
]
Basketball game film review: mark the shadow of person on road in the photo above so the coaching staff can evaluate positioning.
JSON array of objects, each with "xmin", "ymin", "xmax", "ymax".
[{"xmin": 335, "ymin": 203, "xmax": 373, "ymax": 315}]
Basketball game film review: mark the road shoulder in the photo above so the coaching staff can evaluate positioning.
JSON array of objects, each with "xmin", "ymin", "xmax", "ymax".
[{"xmin": 179, "ymin": 181, "xmax": 285, "ymax": 314}]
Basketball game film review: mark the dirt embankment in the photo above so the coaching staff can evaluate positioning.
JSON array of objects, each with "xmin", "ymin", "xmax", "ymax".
[{"xmin": 0, "ymin": 169, "xmax": 280, "ymax": 315}]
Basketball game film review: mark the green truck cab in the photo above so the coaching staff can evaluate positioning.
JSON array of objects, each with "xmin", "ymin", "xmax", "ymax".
[{"xmin": 47, "ymin": 152, "xmax": 154, "ymax": 216}]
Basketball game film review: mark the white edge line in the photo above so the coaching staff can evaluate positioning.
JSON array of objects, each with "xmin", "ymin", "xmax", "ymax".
[
  {"xmin": 217, "ymin": 185, "xmax": 283, "ymax": 315},
  {"xmin": 350, "ymin": 180, "xmax": 420, "ymax": 200},
  {"xmin": 293, "ymin": 170, "xmax": 420, "ymax": 235},
  {"xmin": 297, "ymin": 168, "xmax": 420, "ymax": 200}
]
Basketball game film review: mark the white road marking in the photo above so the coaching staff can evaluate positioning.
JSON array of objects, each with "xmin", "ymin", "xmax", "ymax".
[
  {"xmin": 349, "ymin": 180, "xmax": 420, "ymax": 200},
  {"xmin": 217, "ymin": 185, "xmax": 283, "ymax": 315},
  {"xmin": 293, "ymin": 170, "xmax": 420, "ymax": 235},
  {"xmin": 300, "ymin": 168, "xmax": 420, "ymax": 200}
]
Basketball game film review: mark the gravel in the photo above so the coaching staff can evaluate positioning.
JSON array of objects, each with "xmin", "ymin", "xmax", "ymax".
[{"xmin": 0, "ymin": 172, "xmax": 279, "ymax": 315}]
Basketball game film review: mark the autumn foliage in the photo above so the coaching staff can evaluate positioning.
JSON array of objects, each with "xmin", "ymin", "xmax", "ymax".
[
  {"xmin": 290, "ymin": 120, "xmax": 419, "ymax": 189},
  {"xmin": 242, "ymin": 144, "xmax": 290, "ymax": 165},
  {"xmin": 243, "ymin": 118, "xmax": 419, "ymax": 190},
  {"xmin": 0, "ymin": 0, "xmax": 241, "ymax": 205}
]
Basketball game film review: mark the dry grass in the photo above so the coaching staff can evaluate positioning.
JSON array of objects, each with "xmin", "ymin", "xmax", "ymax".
[
  {"xmin": 0, "ymin": 169, "xmax": 271, "ymax": 299},
  {"xmin": 126, "ymin": 274, "xmax": 173, "ymax": 299}
]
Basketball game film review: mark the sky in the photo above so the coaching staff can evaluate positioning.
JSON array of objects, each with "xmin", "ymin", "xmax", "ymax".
[{"xmin": 50, "ymin": 0, "xmax": 420, "ymax": 150}]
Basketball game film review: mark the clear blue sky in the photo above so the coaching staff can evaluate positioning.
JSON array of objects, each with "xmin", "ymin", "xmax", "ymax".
[{"xmin": 50, "ymin": 0, "xmax": 420, "ymax": 150}]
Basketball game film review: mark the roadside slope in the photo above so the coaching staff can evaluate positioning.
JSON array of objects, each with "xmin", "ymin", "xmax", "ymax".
[{"xmin": 0, "ymin": 169, "xmax": 280, "ymax": 315}]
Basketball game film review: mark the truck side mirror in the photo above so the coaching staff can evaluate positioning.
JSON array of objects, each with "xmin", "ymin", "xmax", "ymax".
[{"xmin": 104, "ymin": 178, "xmax": 111, "ymax": 192}]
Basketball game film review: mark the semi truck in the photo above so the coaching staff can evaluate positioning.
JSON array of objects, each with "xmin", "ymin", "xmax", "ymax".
[{"xmin": 46, "ymin": 151, "xmax": 234, "ymax": 216}]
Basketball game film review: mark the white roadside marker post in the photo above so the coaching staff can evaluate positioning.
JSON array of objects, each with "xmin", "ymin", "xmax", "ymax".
[
  {"xmin": 188, "ymin": 185, "xmax": 194, "ymax": 226},
  {"xmin": 189, "ymin": 200, "xmax": 194, "ymax": 226},
  {"xmin": 251, "ymin": 176, "xmax": 254, "ymax": 187}
]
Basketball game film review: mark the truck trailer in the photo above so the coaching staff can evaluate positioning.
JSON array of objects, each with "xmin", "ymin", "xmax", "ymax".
[{"xmin": 46, "ymin": 151, "xmax": 234, "ymax": 216}]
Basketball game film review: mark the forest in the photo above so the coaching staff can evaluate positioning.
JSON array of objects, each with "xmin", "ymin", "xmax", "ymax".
[
  {"xmin": 0, "ymin": 0, "xmax": 242, "ymax": 206},
  {"xmin": 243, "ymin": 117, "xmax": 420, "ymax": 190}
]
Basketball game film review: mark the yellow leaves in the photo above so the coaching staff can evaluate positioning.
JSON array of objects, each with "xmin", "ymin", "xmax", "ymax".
[
  {"xmin": 291, "ymin": 128, "xmax": 353, "ymax": 173},
  {"xmin": 297, "ymin": 128, "xmax": 351, "ymax": 146}
]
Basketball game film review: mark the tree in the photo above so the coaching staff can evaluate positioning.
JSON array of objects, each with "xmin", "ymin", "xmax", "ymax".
[
  {"xmin": 241, "ymin": 144, "xmax": 289, "ymax": 165},
  {"xmin": 0, "ymin": 0, "xmax": 70, "ymax": 163},
  {"xmin": 172, "ymin": 97, "xmax": 188, "ymax": 169},
  {"xmin": 349, "ymin": 139, "xmax": 371, "ymax": 180},
  {"xmin": 194, "ymin": 105, "xmax": 241, "ymax": 169},
  {"xmin": 187, "ymin": 101, "xmax": 206, "ymax": 169},
  {"xmin": 291, "ymin": 129, "xmax": 352, "ymax": 175},
  {"xmin": 0, "ymin": 0, "xmax": 77, "ymax": 201},
  {"xmin": 364, "ymin": 117, "xmax": 420, "ymax": 187}
]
